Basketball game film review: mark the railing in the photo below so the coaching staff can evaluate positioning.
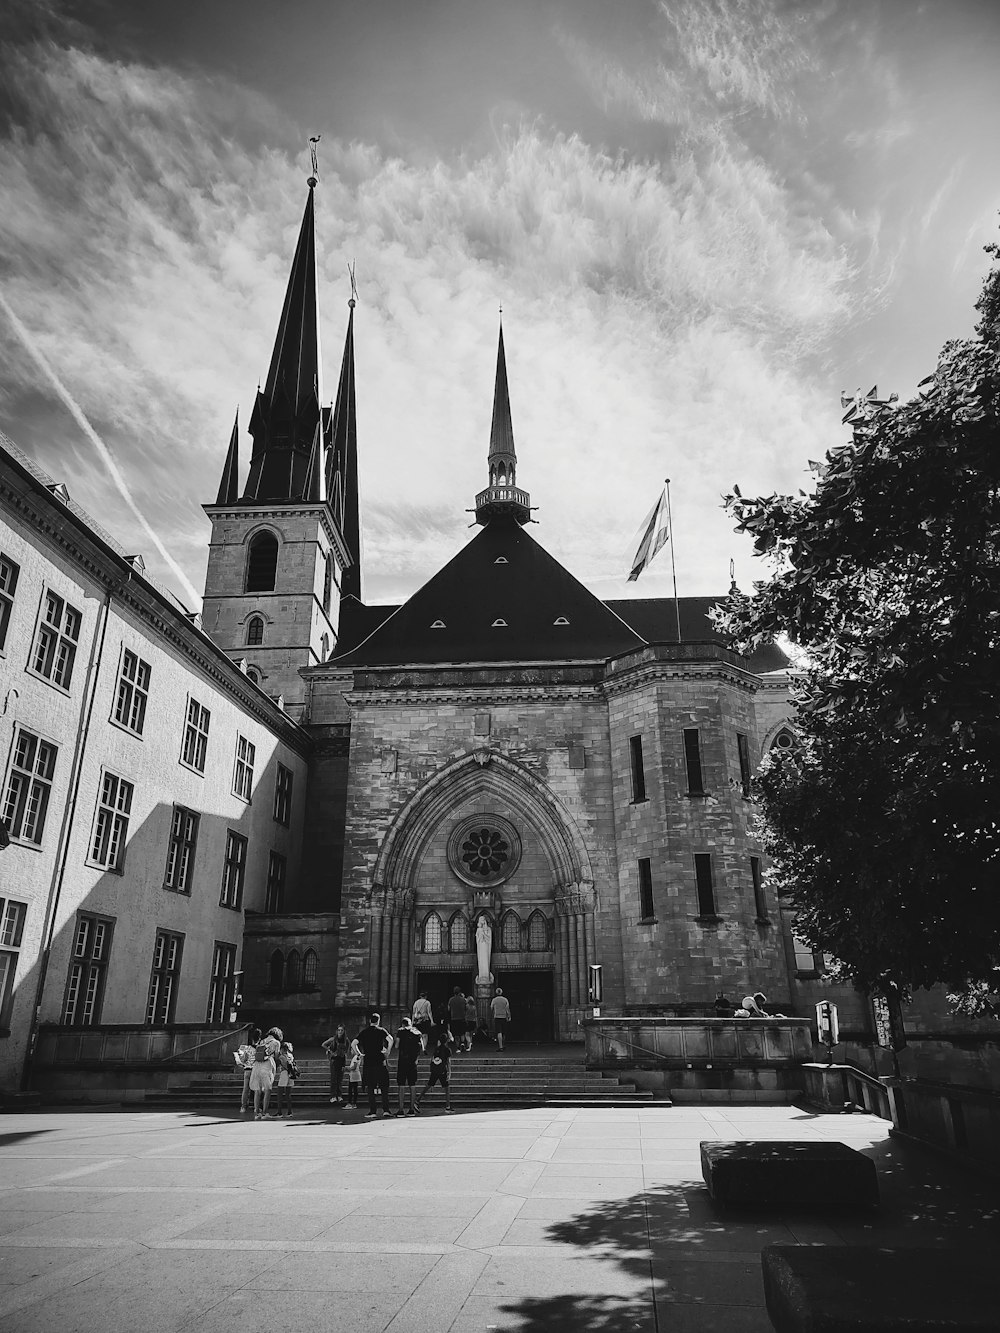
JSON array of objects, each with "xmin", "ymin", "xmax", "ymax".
[
  {"xmin": 35, "ymin": 1023, "xmax": 246, "ymax": 1069},
  {"xmin": 475, "ymin": 485, "xmax": 530, "ymax": 509}
]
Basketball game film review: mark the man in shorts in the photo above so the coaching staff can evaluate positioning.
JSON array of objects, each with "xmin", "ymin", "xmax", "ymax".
[
  {"xmin": 395, "ymin": 1016, "xmax": 423, "ymax": 1116},
  {"xmin": 357, "ymin": 1011, "xmax": 394, "ymax": 1118},
  {"xmin": 447, "ymin": 987, "xmax": 467, "ymax": 1052},
  {"xmin": 490, "ymin": 986, "xmax": 511, "ymax": 1051},
  {"xmin": 415, "ymin": 1029, "xmax": 454, "ymax": 1114}
]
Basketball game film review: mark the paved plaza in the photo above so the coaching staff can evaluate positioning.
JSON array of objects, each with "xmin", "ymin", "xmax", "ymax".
[{"xmin": 0, "ymin": 1102, "xmax": 997, "ymax": 1332}]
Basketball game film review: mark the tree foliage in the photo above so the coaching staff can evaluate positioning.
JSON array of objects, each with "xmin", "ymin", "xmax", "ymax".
[{"xmin": 715, "ymin": 237, "xmax": 1000, "ymax": 1004}]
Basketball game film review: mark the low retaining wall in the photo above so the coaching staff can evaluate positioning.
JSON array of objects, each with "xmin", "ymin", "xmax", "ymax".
[{"xmin": 583, "ymin": 1017, "xmax": 814, "ymax": 1103}]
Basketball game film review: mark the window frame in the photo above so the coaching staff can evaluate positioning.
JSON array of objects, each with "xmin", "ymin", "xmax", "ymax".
[
  {"xmin": 2, "ymin": 727, "xmax": 58, "ymax": 846},
  {"xmin": 750, "ymin": 855, "xmax": 767, "ymax": 921},
  {"xmin": 233, "ymin": 735, "xmax": 255, "ymax": 803},
  {"xmin": 63, "ymin": 913, "xmax": 114, "ymax": 1027},
  {"xmin": 264, "ymin": 851, "xmax": 286, "ymax": 913},
  {"xmin": 146, "ymin": 929, "xmax": 184, "ymax": 1025},
  {"xmin": 245, "ymin": 615, "xmax": 264, "ymax": 647},
  {"xmin": 273, "ymin": 763, "xmax": 293, "ymax": 826},
  {"xmin": 29, "ymin": 588, "xmax": 81, "ymax": 691},
  {"xmin": 694, "ymin": 853, "xmax": 718, "ymax": 917},
  {"xmin": 0, "ymin": 551, "xmax": 20, "ymax": 653},
  {"xmin": 245, "ymin": 531, "xmax": 279, "ymax": 593},
  {"xmin": 638, "ymin": 857, "xmax": 655, "ymax": 921},
  {"xmin": 87, "ymin": 769, "xmax": 134, "ymax": 874},
  {"xmin": 448, "ymin": 911, "xmax": 470, "ymax": 954},
  {"xmin": 164, "ymin": 804, "xmax": 199, "ymax": 894},
  {"xmin": 180, "ymin": 698, "xmax": 211, "ymax": 773},
  {"xmin": 219, "ymin": 829, "xmax": 248, "ymax": 910},
  {"xmin": 112, "ymin": 647, "xmax": 151, "ymax": 737},
  {"xmin": 736, "ymin": 732, "xmax": 753, "ymax": 797},
  {"xmin": 206, "ymin": 941, "xmax": 237, "ymax": 1024},
  {"xmin": 0, "ymin": 897, "xmax": 28, "ymax": 1029},
  {"xmin": 628, "ymin": 734, "xmax": 647, "ymax": 803},
  {"xmin": 500, "ymin": 910, "xmax": 521, "ymax": 952},
  {"xmin": 421, "ymin": 912, "xmax": 443, "ymax": 953},
  {"xmin": 683, "ymin": 728, "xmax": 705, "ymax": 796}
]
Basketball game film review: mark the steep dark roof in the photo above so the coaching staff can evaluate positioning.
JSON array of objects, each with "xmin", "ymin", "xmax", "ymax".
[
  {"xmin": 606, "ymin": 597, "xmax": 790, "ymax": 672},
  {"xmin": 332, "ymin": 517, "xmax": 645, "ymax": 666}
]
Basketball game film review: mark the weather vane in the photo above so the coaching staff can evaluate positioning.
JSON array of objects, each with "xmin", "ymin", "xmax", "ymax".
[
  {"xmin": 347, "ymin": 259, "xmax": 358, "ymax": 309},
  {"xmin": 308, "ymin": 134, "xmax": 321, "ymax": 186}
]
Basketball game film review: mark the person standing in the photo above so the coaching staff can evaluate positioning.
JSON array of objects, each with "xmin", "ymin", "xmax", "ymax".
[
  {"xmin": 395, "ymin": 1016, "xmax": 423, "ymax": 1116},
  {"xmin": 346, "ymin": 1037, "xmax": 363, "ymax": 1108},
  {"xmin": 411, "ymin": 991, "xmax": 433, "ymax": 1044},
  {"xmin": 447, "ymin": 987, "xmax": 467, "ymax": 1053},
  {"xmin": 322, "ymin": 1025, "xmax": 349, "ymax": 1104},
  {"xmin": 491, "ymin": 988, "xmax": 511, "ymax": 1051},
  {"xmin": 236, "ymin": 1026, "xmax": 262, "ymax": 1113},
  {"xmin": 249, "ymin": 1026, "xmax": 282, "ymax": 1119},
  {"xmin": 273, "ymin": 1041, "xmax": 297, "ymax": 1118},
  {"xmin": 357, "ymin": 1011, "xmax": 394, "ymax": 1119},
  {"xmin": 463, "ymin": 993, "xmax": 477, "ymax": 1052}
]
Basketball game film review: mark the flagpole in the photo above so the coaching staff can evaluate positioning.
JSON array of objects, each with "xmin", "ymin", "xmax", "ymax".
[{"xmin": 665, "ymin": 478, "xmax": 681, "ymax": 642}]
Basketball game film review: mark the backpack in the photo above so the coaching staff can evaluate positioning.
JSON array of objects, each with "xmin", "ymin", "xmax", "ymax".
[{"xmin": 254, "ymin": 1041, "xmax": 270, "ymax": 1063}]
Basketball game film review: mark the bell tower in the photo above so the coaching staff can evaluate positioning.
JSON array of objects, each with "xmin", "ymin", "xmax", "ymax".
[{"xmin": 201, "ymin": 171, "xmax": 358, "ymax": 718}]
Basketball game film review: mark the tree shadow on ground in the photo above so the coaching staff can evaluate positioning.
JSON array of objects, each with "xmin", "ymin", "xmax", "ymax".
[{"xmin": 0, "ymin": 1129, "xmax": 50, "ymax": 1148}]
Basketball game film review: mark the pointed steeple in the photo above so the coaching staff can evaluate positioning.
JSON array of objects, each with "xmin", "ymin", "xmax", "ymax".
[
  {"xmin": 330, "ymin": 296, "xmax": 363, "ymax": 600},
  {"xmin": 215, "ymin": 410, "xmax": 240, "ymax": 504},
  {"xmin": 475, "ymin": 316, "xmax": 531, "ymax": 525},
  {"xmin": 244, "ymin": 181, "xmax": 323, "ymax": 502}
]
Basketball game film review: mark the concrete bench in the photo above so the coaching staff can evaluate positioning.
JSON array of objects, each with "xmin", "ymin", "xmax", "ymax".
[
  {"xmin": 762, "ymin": 1245, "xmax": 997, "ymax": 1331},
  {"xmin": 700, "ymin": 1140, "xmax": 879, "ymax": 1210}
]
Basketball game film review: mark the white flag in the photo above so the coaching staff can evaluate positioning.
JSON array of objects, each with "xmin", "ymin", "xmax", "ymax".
[{"xmin": 627, "ymin": 487, "xmax": 670, "ymax": 581}]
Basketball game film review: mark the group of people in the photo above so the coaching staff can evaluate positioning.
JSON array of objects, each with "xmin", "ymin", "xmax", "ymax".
[
  {"xmin": 237, "ymin": 986, "xmax": 515, "ymax": 1120},
  {"xmin": 234, "ymin": 1026, "xmax": 299, "ymax": 1118}
]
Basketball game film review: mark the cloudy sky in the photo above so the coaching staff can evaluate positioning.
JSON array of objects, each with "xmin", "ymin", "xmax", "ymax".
[{"xmin": 1, "ymin": 0, "xmax": 998, "ymax": 610}]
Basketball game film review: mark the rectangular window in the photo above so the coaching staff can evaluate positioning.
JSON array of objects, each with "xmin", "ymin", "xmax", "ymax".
[
  {"xmin": 233, "ymin": 735, "xmax": 255, "ymax": 802},
  {"xmin": 30, "ymin": 589, "xmax": 81, "ymax": 689},
  {"xmin": 793, "ymin": 936, "xmax": 821, "ymax": 974},
  {"xmin": 146, "ymin": 930, "xmax": 183, "ymax": 1025},
  {"xmin": 220, "ymin": 830, "xmax": 247, "ymax": 909},
  {"xmin": 89, "ymin": 771, "xmax": 134, "ymax": 872},
  {"xmin": 181, "ymin": 698, "xmax": 210, "ymax": 772},
  {"xmin": 63, "ymin": 914, "xmax": 113, "ymax": 1026},
  {"xmin": 265, "ymin": 851, "xmax": 286, "ymax": 913},
  {"xmin": 750, "ymin": 856, "xmax": 767, "ymax": 919},
  {"xmin": 694, "ymin": 854, "xmax": 717, "ymax": 916},
  {"xmin": 206, "ymin": 941, "xmax": 237, "ymax": 1024},
  {"xmin": 629, "ymin": 735, "xmax": 647, "ymax": 803},
  {"xmin": 273, "ymin": 763, "xmax": 293, "ymax": 825},
  {"xmin": 638, "ymin": 857, "xmax": 654, "ymax": 920},
  {"xmin": 0, "ymin": 552, "xmax": 20, "ymax": 652},
  {"xmin": 164, "ymin": 805, "xmax": 199, "ymax": 893},
  {"xmin": 2, "ymin": 728, "xmax": 57, "ymax": 845},
  {"xmin": 113, "ymin": 649, "xmax": 151, "ymax": 736},
  {"xmin": 0, "ymin": 897, "xmax": 27, "ymax": 1028},
  {"xmin": 737, "ymin": 733, "xmax": 752, "ymax": 797},
  {"xmin": 683, "ymin": 728, "xmax": 705, "ymax": 795}
]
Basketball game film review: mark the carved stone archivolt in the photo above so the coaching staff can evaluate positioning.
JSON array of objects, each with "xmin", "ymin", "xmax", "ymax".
[
  {"xmin": 554, "ymin": 882, "xmax": 596, "ymax": 916},
  {"xmin": 367, "ymin": 884, "xmax": 414, "ymax": 919}
]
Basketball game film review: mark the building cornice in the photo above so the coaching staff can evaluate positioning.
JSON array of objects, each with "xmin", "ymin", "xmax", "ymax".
[{"xmin": 202, "ymin": 500, "xmax": 351, "ymax": 570}]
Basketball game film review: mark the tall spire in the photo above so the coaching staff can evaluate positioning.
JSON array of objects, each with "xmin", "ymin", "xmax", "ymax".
[
  {"xmin": 215, "ymin": 410, "xmax": 240, "ymax": 504},
  {"xmin": 330, "ymin": 292, "xmax": 363, "ymax": 600},
  {"xmin": 244, "ymin": 179, "xmax": 323, "ymax": 502},
  {"xmin": 475, "ymin": 315, "xmax": 531, "ymax": 525}
]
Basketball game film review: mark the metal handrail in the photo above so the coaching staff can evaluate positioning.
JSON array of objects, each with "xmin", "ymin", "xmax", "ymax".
[{"xmin": 161, "ymin": 1023, "xmax": 249, "ymax": 1062}]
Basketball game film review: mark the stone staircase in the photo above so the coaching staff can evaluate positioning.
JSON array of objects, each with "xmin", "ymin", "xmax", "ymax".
[{"xmin": 143, "ymin": 1049, "xmax": 662, "ymax": 1110}]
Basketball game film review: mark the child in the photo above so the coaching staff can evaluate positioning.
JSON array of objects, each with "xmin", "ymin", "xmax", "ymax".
[
  {"xmin": 273, "ymin": 1040, "xmax": 297, "ymax": 1118},
  {"xmin": 346, "ymin": 1037, "xmax": 363, "ymax": 1108},
  {"xmin": 414, "ymin": 1031, "xmax": 454, "ymax": 1114}
]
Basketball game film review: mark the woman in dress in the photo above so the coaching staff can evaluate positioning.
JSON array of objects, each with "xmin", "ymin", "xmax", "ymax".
[{"xmin": 249, "ymin": 1026, "xmax": 283, "ymax": 1119}]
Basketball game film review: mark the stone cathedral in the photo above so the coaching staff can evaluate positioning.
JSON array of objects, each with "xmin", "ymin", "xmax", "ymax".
[{"xmin": 202, "ymin": 178, "xmax": 798, "ymax": 1043}]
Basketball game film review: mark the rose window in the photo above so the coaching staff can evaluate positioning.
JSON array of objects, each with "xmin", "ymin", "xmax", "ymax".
[{"xmin": 461, "ymin": 827, "xmax": 509, "ymax": 877}]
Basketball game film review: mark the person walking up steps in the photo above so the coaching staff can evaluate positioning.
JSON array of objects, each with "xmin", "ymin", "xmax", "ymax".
[
  {"xmin": 395, "ymin": 1016, "xmax": 423, "ymax": 1116},
  {"xmin": 491, "ymin": 987, "xmax": 511, "ymax": 1051},
  {"xmin": 447, "ymin": 987, "xmax": 467, "ymax": 1053},
  {"xmin": 415, "ymin": 1029, "xmax": 454, "ymax": 1114},
  {"xmin": 411, "ymin": 991, "xmax": 433, "ymax": 1045},
  {"xmin": 464, "ymin": 993, "xmax": 477, "ymax": 1051}
]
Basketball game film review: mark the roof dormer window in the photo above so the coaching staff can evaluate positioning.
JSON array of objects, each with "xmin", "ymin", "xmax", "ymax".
[
  {"xmin": 494, "ymin": 556, "xmax": 508, "ymax": 565},
  {"xmin": 431, "ymin": 620, "xmax": 446, "ymax": 629},
  {"xmin": 553, "ymin": 616, "xmax": 569, "ymax": 625},
  {"xmin": 492, "ymin": 618, "xmax": 507, "ymax": 628}
]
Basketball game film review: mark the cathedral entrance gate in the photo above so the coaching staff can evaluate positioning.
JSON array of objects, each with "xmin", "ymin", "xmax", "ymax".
[
  {"xmin": 491, "ymin": 969, "xmax": 554, "ymax": 1043},
  {"xmin": 415, "ymin": 970, "xmax": 477, "ymax": 1023}
]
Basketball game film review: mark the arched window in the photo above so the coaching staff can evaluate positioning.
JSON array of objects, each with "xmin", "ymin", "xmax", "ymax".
[
  {"xmin": 500, "ymin": 910, "xmax": 521, "ymax": 952},
  {"xmin": 246, "ymin": 616, "xmax": 264, "ymax": 646},
  {"xmin": 449, "ymin": 912, "xmax": 470, "ymax": 954},
  {"xmin": 771, "ymin": 728, "xmax": 796, "ymax": 754},
  {"xmin": 285, "ymin": 949, "xmax": 301, "ymax": 991},
  {"xmin": 268, "ymin": 950, "xmax": 284, "ymax": 989},
  {"xmin": 422, "ymin": 913, "xmax": 443, "ymax": 953},
  {"xmin": 323, "ymin": 551, "xmax": 334, "ymax": 613},
  {"xmin": 245, "ymin": 532, "xmax": 278, "ymax": 592},
  {"xmin": 303, "ymin": 949, "xmax": 318, "ymax": 987},
  {"xmin": 527, "ymin": 911, "xmax": 549, "ymax": 952},
  {"xmin": 246, "ymin": 667, "xmax": 260, "ymax": 685}
]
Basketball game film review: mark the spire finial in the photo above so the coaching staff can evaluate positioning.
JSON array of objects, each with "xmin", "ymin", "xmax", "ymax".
[
  {"xmin": 348, "ymin": 259, "xmax": 357, "ymax": 309},
  {"xmin": 308, "ymin": 134, "xmax": 321, "ymax": 188}
]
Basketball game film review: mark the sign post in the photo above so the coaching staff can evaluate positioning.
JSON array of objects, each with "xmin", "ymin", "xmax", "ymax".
[
  {"xmin": 588, "ymin": 963, "xmax": 603, "ymax": 1018},
  {"xmin": 815, "ymin": 1000, "xmax": 839, "ymax": 1066}
]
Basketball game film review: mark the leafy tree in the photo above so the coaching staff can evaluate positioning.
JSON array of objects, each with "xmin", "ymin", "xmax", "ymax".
[{"xmin": 715, "ymin": 240, "xmax": 1000, "ymax": 1006}]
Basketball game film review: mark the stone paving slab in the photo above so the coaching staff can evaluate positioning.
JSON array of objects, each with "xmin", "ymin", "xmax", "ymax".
[{"xmin": 0, "ymin": 1103, "xmax": 997, "ymax": 1331}]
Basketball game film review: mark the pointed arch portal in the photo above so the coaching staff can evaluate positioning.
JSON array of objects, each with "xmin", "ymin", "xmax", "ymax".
[{"xmin": 364, "ymin": 751, "xmax": 597, "ymax": 1038}]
